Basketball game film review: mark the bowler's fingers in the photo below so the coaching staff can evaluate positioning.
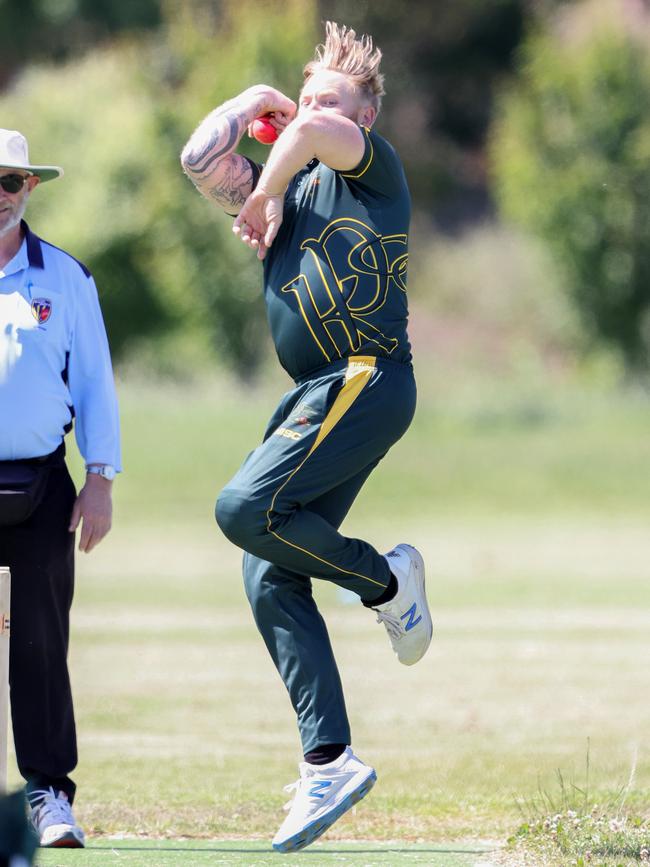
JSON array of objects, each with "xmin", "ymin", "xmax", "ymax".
[
  {"xmin": 233, "ymin": 214, "xmax": 257, "ymax": 237},
  {"xmin": 278, "ymin": 98, "xmax": 298, "ymax": 121},
  {"xmin": 233, "ymin": 221, "xmax": 251, "ymax": 242},
  {"xmin": 275, "ymin": 111, "xmax": 295, "ymax": 133},
  {"xmin": 241, "ymin": 224, "xmax": 258, "ymax": 243},
  {"xmin": 264, "ymin": 218, "xmax": 280, "ymax": 249},
  {"xmin": 233, "ymin": 218, "xmax": 264, "ymax": 251},
  {"xmin": 257, "ymin": 224, "xmax": 278, "ymax": 260},
  {"xmin": 239, "ymin": 225, "xmax": 259, "ymax": 247}
]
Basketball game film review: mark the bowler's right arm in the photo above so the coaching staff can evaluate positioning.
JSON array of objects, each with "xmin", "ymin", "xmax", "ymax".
[{"xmin": 180, "ymin": 86, "xmax": 296, "ymax": 214}]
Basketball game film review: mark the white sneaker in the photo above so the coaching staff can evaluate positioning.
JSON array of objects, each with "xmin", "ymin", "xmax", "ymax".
[
  {"xmin": 28, "ymin": 788, "xmax": 85, "ymax": 848},
  {"xmin": 272, "ymin": 747, "xmax": 376, "ymax": 852},
  {"xmin": 374, "ymin": 543, "xmax": 432, "ymax": 665}
]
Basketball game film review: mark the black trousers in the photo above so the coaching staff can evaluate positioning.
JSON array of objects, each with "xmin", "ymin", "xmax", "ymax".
[{"xmin": 0, "ymin": 461, "xmax": 78, "ymax": 802}]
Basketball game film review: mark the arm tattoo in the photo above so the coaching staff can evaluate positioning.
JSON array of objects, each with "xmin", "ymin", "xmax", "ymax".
[
  {"xmin": 207, "ymin": 156, "xmax": 256, "ymax": 210},
  {"xmin": 183, "ymin": 108, "xmax": 245, "ymax": 175},
  {"xmin": 181, "ymin": 97, "xmax": 265, "ymax": 210}
]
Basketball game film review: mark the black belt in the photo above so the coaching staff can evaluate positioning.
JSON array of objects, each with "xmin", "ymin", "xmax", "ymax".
[{"xmin": 4, "ymin": 441, "xmax": 66, "ymax": 467}]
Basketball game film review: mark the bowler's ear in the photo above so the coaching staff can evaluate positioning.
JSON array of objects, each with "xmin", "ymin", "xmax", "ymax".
[
  {"xmin": 359, "ymin": 104, "xmax": 377, "ymax": 129},
  {"xmin": 28, "ymin": 176, "xmax": 41, "ymax": 192}
]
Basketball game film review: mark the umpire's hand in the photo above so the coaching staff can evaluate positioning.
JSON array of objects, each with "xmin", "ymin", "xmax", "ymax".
[{"xmin": 69, "ymin": 474, "xmax": 113, "ymax": 553}]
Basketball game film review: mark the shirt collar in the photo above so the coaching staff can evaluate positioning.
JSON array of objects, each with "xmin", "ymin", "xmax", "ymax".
[{"xmin": 21, "ymin": 220, "xmax": 44, "ymax": 269}]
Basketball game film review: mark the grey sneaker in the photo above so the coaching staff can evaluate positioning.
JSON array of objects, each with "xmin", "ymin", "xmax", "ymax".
[
  {"xmin": 374, "ymin": 544, "xmax": 432, "ymax": 665},
  {"xmin": 28, "ymin": 788, "xmax": 85, "ymax": 848}
]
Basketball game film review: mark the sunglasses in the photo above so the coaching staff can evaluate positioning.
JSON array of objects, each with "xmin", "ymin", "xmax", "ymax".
[{"xmin": 0, "ymin": 174, "xmax": 30, "ymax": 194}]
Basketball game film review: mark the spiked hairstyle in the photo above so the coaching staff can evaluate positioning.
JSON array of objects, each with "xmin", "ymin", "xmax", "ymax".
[{"xmin": 303, "ymin": 21, "xmax": 385, "ymax": 112}]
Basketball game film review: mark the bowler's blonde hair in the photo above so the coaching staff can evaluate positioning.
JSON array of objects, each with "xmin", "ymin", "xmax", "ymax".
[{"xmin": 303, "ymin": 21, "xmax": 385, "ymax": 112}]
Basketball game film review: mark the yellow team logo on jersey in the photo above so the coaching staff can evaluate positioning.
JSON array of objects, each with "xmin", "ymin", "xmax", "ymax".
[{"xmin": 280, "ymin": 218, "xmax": 408, "ymax": 363}]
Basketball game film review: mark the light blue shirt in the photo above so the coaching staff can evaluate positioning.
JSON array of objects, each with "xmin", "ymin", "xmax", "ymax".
[{"xmin": 0, "ymin": 222, "xmax": 121, "ymax": 468}]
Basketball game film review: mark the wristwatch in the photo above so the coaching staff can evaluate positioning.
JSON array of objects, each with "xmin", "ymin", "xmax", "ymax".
[{"xmin": 86, "ymin": 464, "xmax": 116, "ymax": 481}]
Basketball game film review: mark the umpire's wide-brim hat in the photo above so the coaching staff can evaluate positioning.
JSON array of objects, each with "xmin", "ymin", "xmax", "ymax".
[{"xmin": 0, "ymin": 128, "xmax": 63, "ymax": 182}]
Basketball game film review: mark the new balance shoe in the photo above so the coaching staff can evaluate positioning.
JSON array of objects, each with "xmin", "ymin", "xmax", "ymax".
[
  {"xmin": 272, "ymin": 747, "xmax": 376, "ymax": 853},
  {"xmin": 28, "ymin": 788, "xmax": 85, "ymax": 848},
  {"xmin": 374, "ymin": 543, "xmax": 432, "ymax": 665}
]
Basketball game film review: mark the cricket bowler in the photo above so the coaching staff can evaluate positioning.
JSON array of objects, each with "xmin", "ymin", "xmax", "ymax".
[{"xmin": 181, "ymin": 21, "xmax": 432, "ymax": 852}]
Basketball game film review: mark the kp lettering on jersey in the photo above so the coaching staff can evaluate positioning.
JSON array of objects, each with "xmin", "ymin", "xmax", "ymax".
[
  {"xmin": 281, "ymin": 218, "xmax": 408, "ymax": 362},
  {"xmin": 31, "ymin": 298, "xmax": 52, "ymax": 324}
]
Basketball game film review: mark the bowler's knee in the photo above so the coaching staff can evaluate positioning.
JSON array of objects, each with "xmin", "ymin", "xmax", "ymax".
[{"xmin": 215, "ymin": 486, "xmax": 266, "ymax": 549}]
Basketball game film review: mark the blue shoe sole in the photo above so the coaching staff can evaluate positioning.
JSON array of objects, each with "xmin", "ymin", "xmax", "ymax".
[{"xmin": 272, "ymin": 770, "xmax": 377, "ymax": 853}]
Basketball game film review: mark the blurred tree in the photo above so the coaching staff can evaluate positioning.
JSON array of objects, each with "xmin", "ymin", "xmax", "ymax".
[
  {"xmin": 0, "ymin": 47, "xmax": 176, "ymax": 360},
  {"xmin": 320, "ymin": 0, "xmax": 534, "ymax": 225},
  {"xmin": 491, "ymin": 0, "xmax": 650, "ymax": 375},
  {"xmin": 0, "ymin": 0, "xmax": 162, "ymax": 88}
]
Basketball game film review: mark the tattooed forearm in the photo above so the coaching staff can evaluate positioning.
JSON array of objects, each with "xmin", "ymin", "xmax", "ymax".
[
  {"xmin": 182, "ymin": 105, "xmax": 248, "ymax": 175},
  {"xmin": 206, "ymin": 156, "xmax": 255, "ymax": 210},
  {"xmin": 181, "ymin": 85, "xmax": 297, "ymax": 211},
  {"xmin": 180, "ymin": 94, "xmax": 266, "ymax": 211}
]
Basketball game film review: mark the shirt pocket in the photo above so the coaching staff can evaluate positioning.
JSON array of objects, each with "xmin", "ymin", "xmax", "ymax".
[
  {"xmin": 17, "ymin": 285, "xmax": 70, "ymax": 368},
  {"xmin": 25, "ymin": 284, "xmax": 69, "ymax": 338}
]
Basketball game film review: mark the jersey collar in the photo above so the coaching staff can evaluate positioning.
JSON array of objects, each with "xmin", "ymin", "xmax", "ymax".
[{"xmin": 21, "ymin": 220, "xmax": 45, "ymax": 270}]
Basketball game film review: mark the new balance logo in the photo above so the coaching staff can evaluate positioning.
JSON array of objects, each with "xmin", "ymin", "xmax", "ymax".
[
  {"xmin": 308, "ymin": 780, "xmax": 333, "ymax": 799},
  {"xmin": 400, "ymin": 603, "xmax": 422, "ymax": 632}
]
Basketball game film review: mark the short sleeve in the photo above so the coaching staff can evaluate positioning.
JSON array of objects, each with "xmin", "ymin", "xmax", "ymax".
[
  {"xmin": 244, "ymin": 156, "xmax": 262, "ymax": 192},
  {"xmin": 340, "ymin": 127, "xmax": 406, "ymax": 200}
]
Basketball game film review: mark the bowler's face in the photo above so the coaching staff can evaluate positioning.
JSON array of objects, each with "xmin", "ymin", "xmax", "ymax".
[
  {"xmin": 299, "ymin": 70, "xmax": 373, "ymax": 126},
  {"xmin": 0, "ymin": 171, "xmax": 39, "ymax": 237}
]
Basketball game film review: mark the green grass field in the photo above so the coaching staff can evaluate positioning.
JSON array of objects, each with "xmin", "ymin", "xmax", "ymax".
[
  {"xmin": 14, "ymin": 378, "xmax": 650, "ymax": 866},
  {"xmin": 35, "ymin": 839, "xmax": 496, "ymax": 866}
]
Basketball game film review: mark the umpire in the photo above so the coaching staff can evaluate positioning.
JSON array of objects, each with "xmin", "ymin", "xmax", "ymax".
[{"xmin": 0, "ymin": 129, "xmax": 121, "ymax": 848}]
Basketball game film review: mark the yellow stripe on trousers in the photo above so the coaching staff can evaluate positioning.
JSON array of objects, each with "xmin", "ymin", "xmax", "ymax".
[{"xmin": 266, "ymin": 356, "xmax": 385, "ymax": 588}]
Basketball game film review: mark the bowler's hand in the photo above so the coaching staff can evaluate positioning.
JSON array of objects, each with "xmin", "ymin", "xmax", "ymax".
[
  {"xmin": 242, "ymin": 85, "xmax": 297, "ymax": 127},
  {"xmin": 233, "ymin": 186, "xmax": 285, "ymax": 260},
  {"xmin": 69, "ymin": 474, "xmax": 113, "ymax": 553},
  {"xmin": 246, "ymin": 109, "xmax": 293, "ymax": 140}
]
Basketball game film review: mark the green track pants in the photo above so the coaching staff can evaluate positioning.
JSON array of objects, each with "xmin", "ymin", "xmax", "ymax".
[{"xmin": 216, "ymin": 356, "xmax": 416, "ymax": 752}]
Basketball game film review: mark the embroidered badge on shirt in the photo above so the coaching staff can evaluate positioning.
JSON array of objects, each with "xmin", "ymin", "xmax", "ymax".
[{"xmin": 31, "ymin": 298, "xmax": 52, "ymax": 324}]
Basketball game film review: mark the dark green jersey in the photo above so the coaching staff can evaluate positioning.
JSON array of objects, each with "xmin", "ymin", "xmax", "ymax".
[{"xmin": 260, "ymin": 126, "xmax": 412, "ymax": 381}]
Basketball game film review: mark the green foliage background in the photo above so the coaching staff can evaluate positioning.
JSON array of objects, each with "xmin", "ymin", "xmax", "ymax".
[{"xmin": 491, "ymin": 1, "xmax": 650, "ymax": 374}]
